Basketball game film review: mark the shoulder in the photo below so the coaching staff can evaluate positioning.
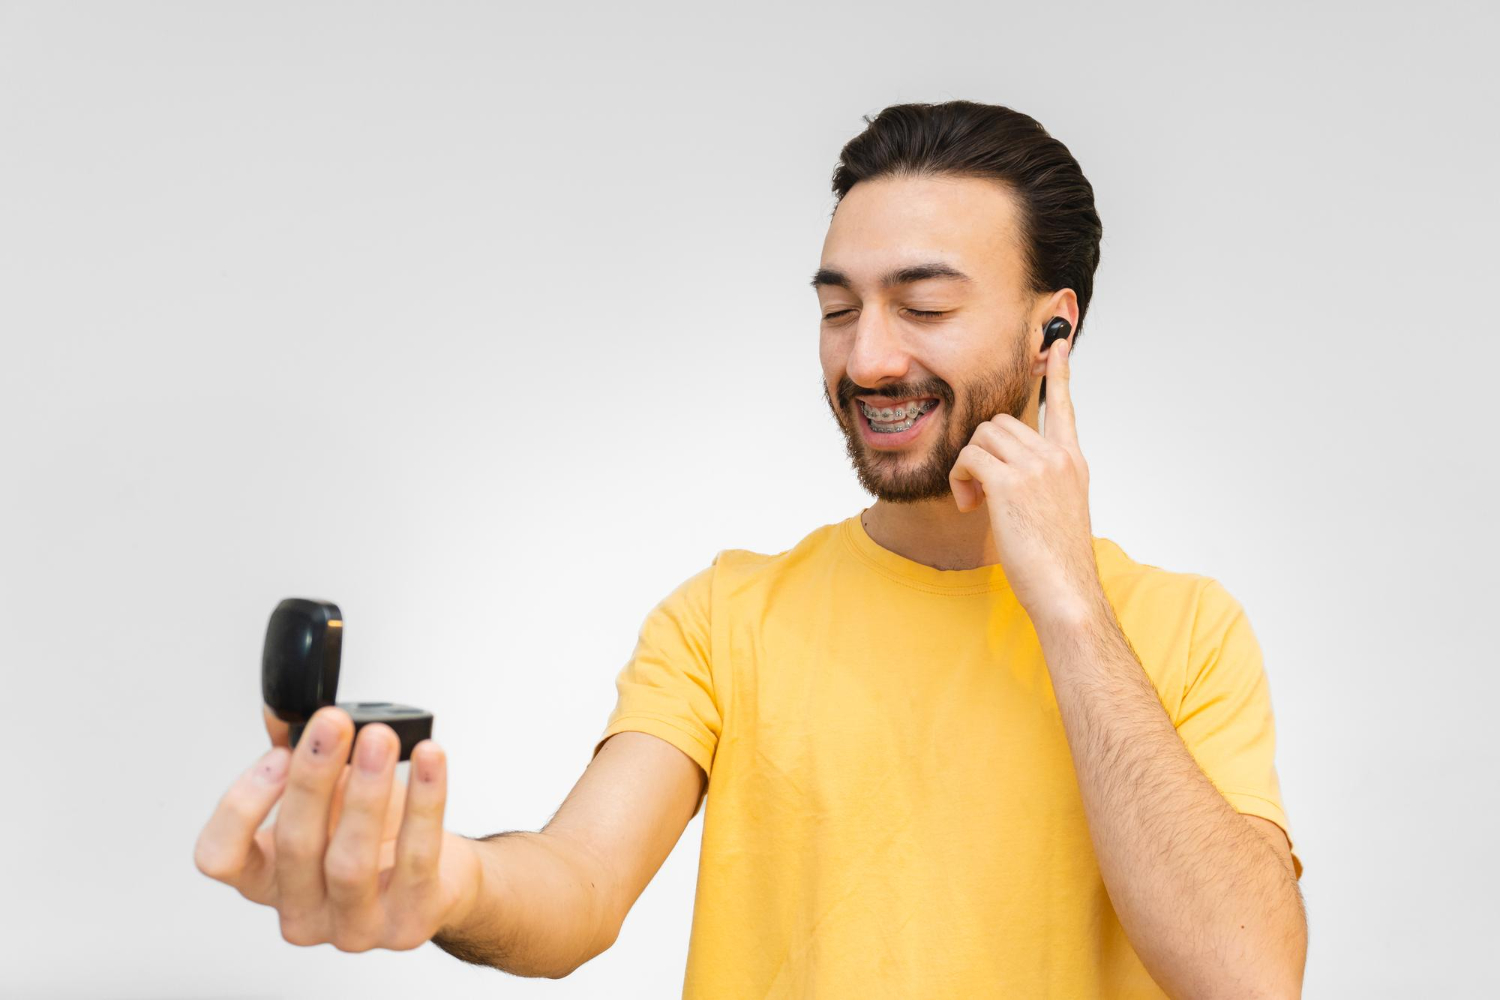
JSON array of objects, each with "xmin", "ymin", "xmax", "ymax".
[
  {"xmin": 1091, "ymin": 536, "xmax": 1254, "ymax": 698},
  {"xmin": 1092, "ymin": 535, "xmax": 1231, "ymax": 620},
  {"xmin": 709, "ymin": 518, "xmax": 847, "ymax": 594}
]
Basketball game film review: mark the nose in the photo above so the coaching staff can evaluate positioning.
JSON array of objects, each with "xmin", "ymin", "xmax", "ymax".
[{"xmin": 844, "ymin": 310, "xmax": 911, "ymax": 389}]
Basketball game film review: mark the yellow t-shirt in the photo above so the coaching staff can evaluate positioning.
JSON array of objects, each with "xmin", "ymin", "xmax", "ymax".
[{"xmin": 593, "ymin": 513, "xmax": 1301, "ymax": 998}]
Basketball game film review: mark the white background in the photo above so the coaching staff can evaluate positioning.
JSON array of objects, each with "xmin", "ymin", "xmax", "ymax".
[{"xmin": 2, "ymin": 1, "xmax": 1495, "ymax": 996}]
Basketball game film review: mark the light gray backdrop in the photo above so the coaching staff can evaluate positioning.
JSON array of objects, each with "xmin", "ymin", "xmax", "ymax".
[{"xmin": 2, "ymin": 1, "xmax": 1495, "ymax": 997}]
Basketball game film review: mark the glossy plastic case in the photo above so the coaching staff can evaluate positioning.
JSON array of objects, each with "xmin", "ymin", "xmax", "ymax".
[{"xmin": 262, "ymin": 598, "xmax": 433, "ymax": 762}]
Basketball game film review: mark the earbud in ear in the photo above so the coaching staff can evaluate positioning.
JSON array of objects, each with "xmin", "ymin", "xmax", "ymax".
[
  {"xmin": 1039, "ymin": 317, "xmax": 1072, "ymax": 407},
  {"xmin": 1042, "ymin": 316, "xmax": 1072, "ymax": 350}
]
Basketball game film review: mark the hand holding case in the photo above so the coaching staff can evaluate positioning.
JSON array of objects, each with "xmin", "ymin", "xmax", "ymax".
[{"xmin": 262, "ymin": 597, "xmax": 433, "ymax": 762}]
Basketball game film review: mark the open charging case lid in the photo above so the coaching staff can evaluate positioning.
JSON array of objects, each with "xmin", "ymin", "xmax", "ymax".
[{"xmin": 262, "ymin": 598, "xmax": 433, "ymax": 762}]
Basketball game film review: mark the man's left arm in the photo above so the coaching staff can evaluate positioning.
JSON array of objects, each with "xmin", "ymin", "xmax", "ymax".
[
  {"xmin": 950, "ymin": 333, "xmax": 1307, "ymax": 998},
  {"xmin": 1033, "ymin": 594, "xmax": 1308, "ymax": 999}
]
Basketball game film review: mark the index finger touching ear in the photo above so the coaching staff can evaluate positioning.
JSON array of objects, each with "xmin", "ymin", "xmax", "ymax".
[{"xmin": 1042, "ymin": 336, "xmax": 1077, "ymax": 445}]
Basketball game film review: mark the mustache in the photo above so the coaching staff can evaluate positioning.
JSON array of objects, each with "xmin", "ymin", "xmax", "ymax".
[{"xmin": 835, "ymin": 375, "xmax": 954, "ymax": 410}]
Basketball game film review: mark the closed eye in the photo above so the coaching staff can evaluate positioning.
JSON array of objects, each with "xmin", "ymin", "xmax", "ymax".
[{"xmin": 822, "ymin": 308, "xmax": 948, "ymax": 321}]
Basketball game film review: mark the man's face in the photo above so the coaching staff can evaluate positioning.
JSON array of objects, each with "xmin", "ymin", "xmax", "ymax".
[{"xmin": 815, "ymin": 173, "xmax": 1043, "ymax": 504}]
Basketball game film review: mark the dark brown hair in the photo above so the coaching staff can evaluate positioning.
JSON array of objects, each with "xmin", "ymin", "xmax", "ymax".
[{"xmin": 829, "ymin": 101, "xmax": 1103, "ymax": 405}]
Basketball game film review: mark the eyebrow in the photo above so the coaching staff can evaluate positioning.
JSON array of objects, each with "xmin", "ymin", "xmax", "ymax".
[{"xmin": 809, "ymin": 261, "xmax": 974, "ymax": 291}]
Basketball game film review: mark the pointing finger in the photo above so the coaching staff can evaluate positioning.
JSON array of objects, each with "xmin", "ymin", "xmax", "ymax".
[{"xmin": 1042, "ymin": 336, "xmax": 1077, "ymax": 446}]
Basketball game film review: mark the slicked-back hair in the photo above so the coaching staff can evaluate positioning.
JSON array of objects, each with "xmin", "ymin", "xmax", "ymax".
[{"xmin": 828, "ymin": 101, "xmax": 1103, "ymax": 406}]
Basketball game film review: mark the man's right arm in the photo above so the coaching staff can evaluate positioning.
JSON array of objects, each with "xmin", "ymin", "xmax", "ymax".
[{"xmin": 429, "ymin": 730, "xmax": 707, "ymax": 978}]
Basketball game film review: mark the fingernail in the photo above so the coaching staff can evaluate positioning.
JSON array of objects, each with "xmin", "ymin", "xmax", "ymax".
[
  {"xmin": 415, "ymin": 741, "xmax": 442, "ymax": 783},
  {"xmin": 357, "ymin": 731, "xmax": 391, "ymax": 774},
  {"xmin": 255, "ymin": 747, "xmax": 289, "ymax": 784},
  {"xmin": 304, "ymin": 712, "xmax": 341, "ymax": 758}
]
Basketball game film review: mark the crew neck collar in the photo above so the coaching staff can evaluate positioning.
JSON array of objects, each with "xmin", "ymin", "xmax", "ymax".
[{"xmin": 840, "ymin": 509, "xmax": 1015, "ymax": 596}]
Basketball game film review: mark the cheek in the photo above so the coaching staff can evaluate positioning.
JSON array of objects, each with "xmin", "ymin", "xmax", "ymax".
[
  {"xmin": 817, "ymin": 333, "xmax": 841, "ymax": 370},
  {"xmin": 818, "ymin": 342, "xmax": 844, "ymax": 389}
]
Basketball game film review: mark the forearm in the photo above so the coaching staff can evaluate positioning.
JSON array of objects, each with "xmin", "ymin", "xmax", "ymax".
[
  {"xmin": 1034, "ymin": 593, "xmax": 1306, "ymax": 998},
  {"xmin": 431, "ymin": 830, "xmax": 617, "ymax": 978}
]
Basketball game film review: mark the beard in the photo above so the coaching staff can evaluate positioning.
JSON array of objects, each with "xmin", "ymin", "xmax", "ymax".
[{"xmin": 822, "ymin": 324, "xmax": 1034, "ymax": 503}]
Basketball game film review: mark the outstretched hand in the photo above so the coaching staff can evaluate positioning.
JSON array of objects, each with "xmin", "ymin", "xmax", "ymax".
[{"xmin": 195, "ymin": 705, "xmax": 481, "ymax": 951}]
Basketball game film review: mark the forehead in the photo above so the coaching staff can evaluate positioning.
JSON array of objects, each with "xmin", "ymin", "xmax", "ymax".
[{"xmin": 818, "ymin": 173, "xmax": 1025, "ymax": 290}]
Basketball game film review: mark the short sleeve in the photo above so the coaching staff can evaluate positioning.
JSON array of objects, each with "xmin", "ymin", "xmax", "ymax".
[
  {"xmin": 591, "ymin": 557, "xmax": 721, "ymax": 782},
  {"xmin": 1176, "ymin": 579, "xmax": 1303, "ymax": 880}
]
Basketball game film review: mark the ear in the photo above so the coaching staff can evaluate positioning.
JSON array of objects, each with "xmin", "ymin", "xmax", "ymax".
[{"xmin": 1030, "ymin": 289, "xmax": 1081, "ymax": 377}]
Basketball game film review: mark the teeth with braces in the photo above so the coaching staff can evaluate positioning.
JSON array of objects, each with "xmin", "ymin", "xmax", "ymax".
[
  {"xmin": 860, "ymin": 398, "xmax": 937, "ymax": 421},
  {"xmin": 860, "ymin": 398, "xmax": 937, "ymax": 433}
]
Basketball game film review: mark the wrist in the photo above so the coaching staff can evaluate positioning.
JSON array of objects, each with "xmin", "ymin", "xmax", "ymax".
[
  {"xmin": 1029, "ymin": 587, "xmax": 1107, "ymax": 636},
  {"xmin": 437, "ymin": 832, "xmax": 486, "ymax": 937}
]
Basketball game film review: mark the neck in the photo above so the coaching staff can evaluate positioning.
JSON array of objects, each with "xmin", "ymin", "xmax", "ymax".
[{"xmin": 861, "ymin": 498, "xmax": 1001, "ymax": 571}]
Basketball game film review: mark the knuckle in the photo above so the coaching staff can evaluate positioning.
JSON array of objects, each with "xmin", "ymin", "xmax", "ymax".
[
  {"xmin": 323, "ymin": 852, "xmax": 369, "ymax": 890},
  {"xmin": 330, "ymin": 911, "xmax": 386, "ymax": 953},
  {"xmin": 273, "ymin": 826, "xmax": 319, "ymax": 866},
  {"xmin": 395, "ymin": 867, "xmax": 441, "ymax": 909},
  {"xmin": 193, "ymin": 845, "xmax": 228, "ymax": 880},
  {"xmin": 387, "ymin": 903, "xmax": 440, "ymax": 950},
  {"xmin": 225, "ymin": 797, "xmax": 262, "ymax": 827},
  {"xmin": 388, "ymin": 924, "xmax": 434, "ymax": 951},
  {"xmin": 331, "ymin": 930, "xmax": 377, "ymax": 953},
  {"xmin": 382, "ymin": 916, "xmax": 425, "ymax": 952},
  {"xmin": 404, "ymin": 846, "xmax": 440, "ymax": 874},
  {"xmin": 402, "ymin": 801, "xmax": 439, "ymax": 831},
  {"xmin": 279, "ymin": 915, "xmax": 325, "ymax": 947},
  {"xmin": 286, "ymin": 762, "xmax": 330, "ymax": 797},
  {"xmin": 386, "ymin": 933, "xmax": 426, "ymax": 952},
  {"xmin": 213, "ymin": 801, "xmax": 264, "ymax": 843}
]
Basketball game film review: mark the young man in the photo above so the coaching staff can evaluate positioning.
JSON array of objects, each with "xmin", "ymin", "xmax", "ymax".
[{"xmin": 197, "ymin": 100, "xmax": 1306, "ymax": 998}]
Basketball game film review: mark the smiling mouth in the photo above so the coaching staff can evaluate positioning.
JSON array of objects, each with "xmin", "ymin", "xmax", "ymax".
[{"xmin": 858, "ymin": 397, "xmax": 939, "ymax": 433}]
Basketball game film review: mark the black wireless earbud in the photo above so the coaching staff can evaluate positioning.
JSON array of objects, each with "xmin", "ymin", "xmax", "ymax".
[
  {"xmin": 1040, "ymin": 317, "xmax": 1072, "ymax": 405},
  {"xmin": 1042, "ymin": 316, "xmax": 1072, "ymax": 350}
]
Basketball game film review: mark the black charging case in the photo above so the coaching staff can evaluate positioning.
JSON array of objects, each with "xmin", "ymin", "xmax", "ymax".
[{"xmin": 262, "ymin": 598, "xmax": 433, "ymax": 762}]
